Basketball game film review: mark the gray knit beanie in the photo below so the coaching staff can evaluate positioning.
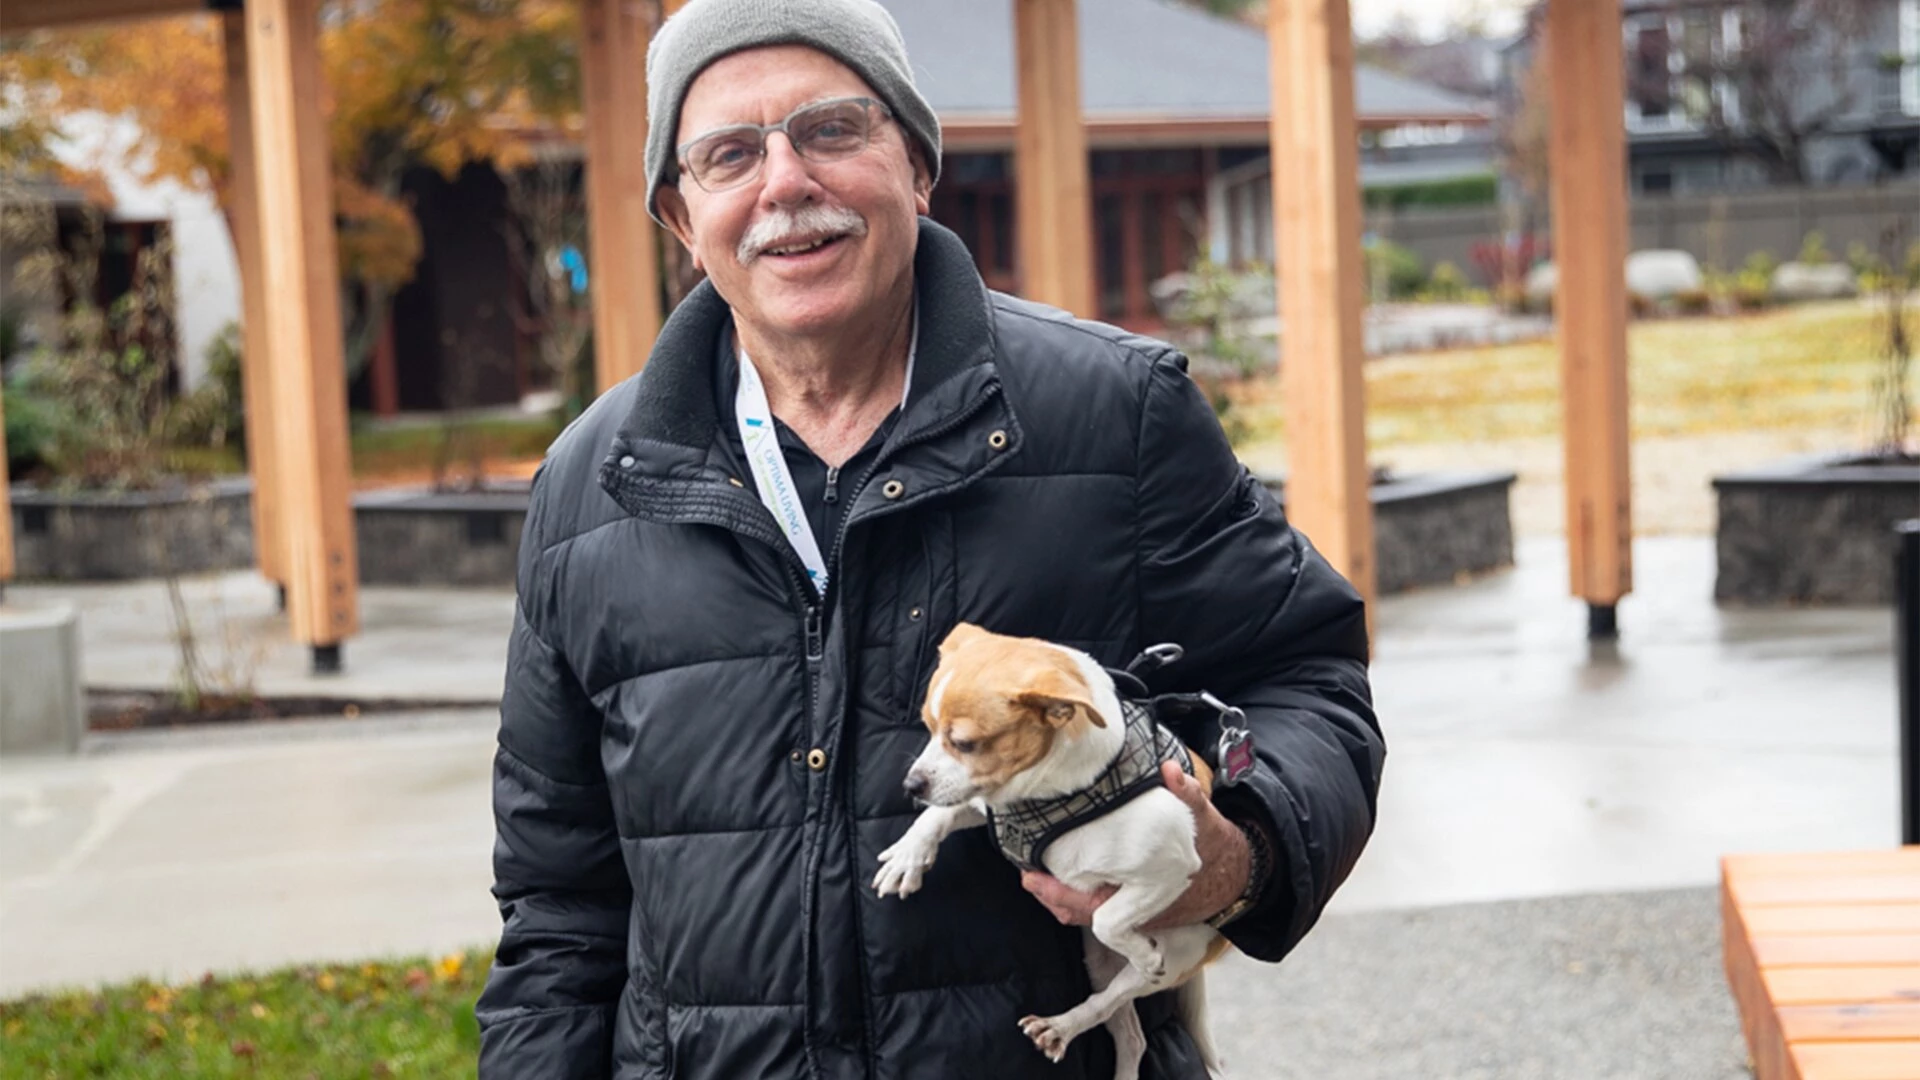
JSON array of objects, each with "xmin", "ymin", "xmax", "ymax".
[{"xmin": 645, "ymin": 0, "xmax": 943, "ymax": 223}]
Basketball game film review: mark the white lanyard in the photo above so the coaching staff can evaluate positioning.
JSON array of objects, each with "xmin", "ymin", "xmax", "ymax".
[{"xmin": 735, "ymin": 319, "xmax": 915, "ymax": 597}]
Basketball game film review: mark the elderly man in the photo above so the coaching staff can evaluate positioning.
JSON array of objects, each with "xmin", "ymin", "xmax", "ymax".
[{"xmin": 475, "ymin": 0, "xmax": 1382, "ymax": 1076}]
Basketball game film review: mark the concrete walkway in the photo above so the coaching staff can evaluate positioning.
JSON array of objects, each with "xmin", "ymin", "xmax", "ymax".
[{"xmin": 0, "ymin": 536, "xmax": 1898, "ymax": 1074}]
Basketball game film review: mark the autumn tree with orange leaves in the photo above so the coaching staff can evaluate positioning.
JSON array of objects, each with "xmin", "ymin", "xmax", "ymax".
[{"xmin": 1, "ymin": 0, "xmax": 581, "ymax": 378}]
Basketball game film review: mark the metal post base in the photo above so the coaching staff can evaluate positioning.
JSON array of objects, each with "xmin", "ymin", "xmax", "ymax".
[
  {"xmin": 276, "ymin": 584, "xmax": 288, "ymax": 613},
  {"xmin": 312, "ymin": 643, "xmax": 343, "ymax": 675},
  {"xmin": 1897, "ymin": 520, "xmax": 1919, "ymax": 844},
  {"xmin": 1587, "ymin": 603, "xmax": 1618, "ymax": 641}
]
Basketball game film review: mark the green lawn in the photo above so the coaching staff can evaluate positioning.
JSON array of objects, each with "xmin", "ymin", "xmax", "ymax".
[
  {"xmin": 0, "ymin": 949, "xmax": 493, "ymax": 1079},
  {"xmin": 1227, "ymin": 298, "xmax": 1910, "ymax": 451}
]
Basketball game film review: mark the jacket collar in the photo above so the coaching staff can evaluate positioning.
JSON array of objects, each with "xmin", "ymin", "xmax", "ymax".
[{"xmin": 607, "ymin": 216, "xmax": 997, "ymax": 468}]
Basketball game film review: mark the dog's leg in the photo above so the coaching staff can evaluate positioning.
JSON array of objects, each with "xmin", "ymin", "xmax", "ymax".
[
  {"xmin": 1021, "ymin": 922, "xmax": 1213, "ymax": 1060},
  {"xmin": 1019, "ymin": 925, "xmax": 1218, "ymax": 1070},
  {"xmin": 873, "ymin": 803, "xmax": 986, "ymax": 898},
  {"xmin": 1103, "ymin": 1003, "xmax": 1147, "ymax": 1080},
  {"xmin": 1019, "ymin": 961, "xmax": 1151, "ymax": 1064},
  {"xmin": 1088, "ymin": 881, "xmax": 1189, "ymax": 982}
]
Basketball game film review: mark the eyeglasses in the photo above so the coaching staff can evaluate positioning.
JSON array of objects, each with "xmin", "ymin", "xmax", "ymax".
[{"xmin": 676, "ymin": 96, "xmax": 895, "ymax": 193}]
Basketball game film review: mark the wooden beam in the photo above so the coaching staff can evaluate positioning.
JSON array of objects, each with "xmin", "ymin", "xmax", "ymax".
[
  {"xmin": 221, "ymin": 10, "xmax": 285, "ymax": 592},
  {"xmin": 579, "ymin": 0, "xmax": 663, "ymax": 392},
  {"xmin": 0, "ymin": 380, "xmax": 13, "ymax": 587},
  {"xmin": 0, "ymin": 0, "xmax": 203, "ymax": 35},
  {"xmin": 1267, "ymin": 0, "xmax": 1377, "ymax": 612},
  {"xmin": 1545, "ymin": 0, "xmax": 1633, "ymax": 614},
  {"xmin": 243, "ymin": 0, "xmax": 358, "ymax": 650},
  {"xmin": 1012, "ymin": 0, "xmax": 1095, "ymax": 317}
]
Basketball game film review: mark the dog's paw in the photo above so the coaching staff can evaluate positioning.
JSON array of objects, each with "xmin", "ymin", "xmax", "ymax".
[
  {"xmin": 1018, "ymin": 1015, "xmax": 1070, "ymax": 1063},
  {"xmin": 872, "ymin": 839, "xmax": 934, "ymax": 898}
]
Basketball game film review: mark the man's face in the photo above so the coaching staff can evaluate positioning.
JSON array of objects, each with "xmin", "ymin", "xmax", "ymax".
[{"xmin": 658, "ymin": 45, "xmax": 932, "ymax": 342}]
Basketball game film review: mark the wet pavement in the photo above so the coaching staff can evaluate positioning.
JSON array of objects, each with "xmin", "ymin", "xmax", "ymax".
[{"xmin": 0, "ymin": 535, "xmax": 1899, "ymax": 1074}]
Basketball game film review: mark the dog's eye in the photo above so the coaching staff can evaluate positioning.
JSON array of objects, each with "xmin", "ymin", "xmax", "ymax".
[{"xmin": 949, "ymin": 737, "xmax": 977, "ymax": 754}]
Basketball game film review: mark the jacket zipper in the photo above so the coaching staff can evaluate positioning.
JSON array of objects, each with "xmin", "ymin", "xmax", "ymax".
[
  {"xmin": 823, "ymin": 465, "xmax": 839, "ymax": 506},
  {"xmin": 824, "ymin": 380, "xmax": 1002, "ymax": 577}
]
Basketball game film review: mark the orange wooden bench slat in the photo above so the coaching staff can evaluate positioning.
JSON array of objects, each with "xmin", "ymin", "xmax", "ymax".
[
  {"xmin": 1790, "ymin": 1039, "xmax": 1920, "ymax": 1080},
  {"xmin": 1726, "ymin": 851, "xmax": 1920, "ymax": 880},
  {"xmin": 1735, "ymin": 875, "xmax": 1920, "ymax": 908},
  {"xmin": 1755, "ymin": 935, "xmax": 1920, "ymax": 968},
  {"xmin": 1764, "ymin": 965, "xmax": 1920, "ymax": 1007},
  {"xmin": 1780, "ymin": 1003, "xmax": 1920, "ymax": 1043},
  {"xmin": 1748, "ymin": 906, "xmax": 1920, "ymax": 937}
]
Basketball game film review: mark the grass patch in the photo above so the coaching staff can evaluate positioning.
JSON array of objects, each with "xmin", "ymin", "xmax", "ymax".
[
  {"xmin": 0, "ymin": 948, "xmax": 493, "ymax": 1079},
  {"xmin": 347, "ymin": 414, "xmax": 564, "ymax": 478},
  {"xmin": 1228, "ymin": 299, "xmax": 1908, "ymax": 453}
]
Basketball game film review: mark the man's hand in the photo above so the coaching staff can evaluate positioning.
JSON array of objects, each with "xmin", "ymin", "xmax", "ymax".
[{"xmin": 1020, "ymin": 761, "xmax": 1251, "ymax": 930}]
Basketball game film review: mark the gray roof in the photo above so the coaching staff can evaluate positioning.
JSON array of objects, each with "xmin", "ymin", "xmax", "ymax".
[{"xmin": 881, "ymin": 0, "xmax": 1489, "ymax": 122}]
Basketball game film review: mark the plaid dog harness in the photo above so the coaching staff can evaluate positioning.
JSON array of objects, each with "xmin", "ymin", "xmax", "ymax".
[
  {"xmin": 984, "ymin": 643, "xmax": 1259, "ymax": 874},
  {"xmin": 987, "ymin": 698, "xmax": 1196, "ymax": 873}
]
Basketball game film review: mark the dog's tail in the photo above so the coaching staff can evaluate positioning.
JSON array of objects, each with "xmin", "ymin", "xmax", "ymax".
[{"xmin": 1177, "ymin": 972, "xmax": 1224, "ymax": 1076}]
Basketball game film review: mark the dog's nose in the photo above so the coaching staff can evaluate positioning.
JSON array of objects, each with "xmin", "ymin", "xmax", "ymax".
[{"xmin": 903, "ymin": 771, "xmax": 930, "ymax": 802}]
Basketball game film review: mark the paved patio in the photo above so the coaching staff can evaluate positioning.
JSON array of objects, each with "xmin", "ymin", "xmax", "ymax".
[{"xmin": 0, "ymin": 535, "xmax": 1899, "ymax": 1076}]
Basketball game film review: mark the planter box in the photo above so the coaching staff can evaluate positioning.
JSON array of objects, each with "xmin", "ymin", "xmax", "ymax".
[
  {"xmin": 1258, "ymin": 469, "xmax": 1516, "ymax": 594},
  {"xmin": 354, "ymin": 483, "xmax": 529, "ymax": 586},
  {"xmin": 1714, "ymin": 452, "xmax": 1920, "ymax": 606},
  {"xmin": 8, "ymin": 477, "xmax": 253, "ymax": 581}
]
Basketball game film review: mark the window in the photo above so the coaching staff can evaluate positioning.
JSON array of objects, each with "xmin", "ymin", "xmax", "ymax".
[{"xmin": 1631, "ymin": 19, "xmax": 1673, "ymax": 121}]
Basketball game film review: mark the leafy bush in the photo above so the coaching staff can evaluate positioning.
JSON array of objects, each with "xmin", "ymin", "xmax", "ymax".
[
  {"xmin": 1418, "ymin": 261, "xmax": 1471, "ymax": 303},
  {"xmin": 1363, "ymin": 173, "xmax": 1498, "ymax": 211},
  {"xmin": 166, "ymin": 322, "xmax": 247, "ymax": 456},
  {"xmin": 1798, "ymin": 230, "xmax": 1832, "ymax": 266},
  {"xmin": 1363, "ymin": 239, "xmax": 1426, "ymax": 301}
]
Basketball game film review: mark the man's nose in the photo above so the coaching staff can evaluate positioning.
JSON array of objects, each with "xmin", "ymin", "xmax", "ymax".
[
  {"xmin": 903, "ymin": 770, "xmax": 930, "ymax": 802},
  {"xmin": 758, "ymin": 133, "xmax": 815, "ymax": 202}
]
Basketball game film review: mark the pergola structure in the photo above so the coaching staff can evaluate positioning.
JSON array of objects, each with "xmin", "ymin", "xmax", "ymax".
[{"xmin": 0, "ymin": 0, "xmax": 1633, "ymax": 667}]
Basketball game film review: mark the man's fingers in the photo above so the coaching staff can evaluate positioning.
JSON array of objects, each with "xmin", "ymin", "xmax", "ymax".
[{"xmin": 1162, "ymin": 760, "xmax": 1206, "ymax": 808}]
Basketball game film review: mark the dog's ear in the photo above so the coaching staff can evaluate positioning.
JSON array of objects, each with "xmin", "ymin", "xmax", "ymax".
[
  {"xmin": 1014, "ymin": 666, "xmax": 1104, "ymax": 729},
  {"xmin": 938, "ymin": 622, "xmax": 988, "ymax": 655}
]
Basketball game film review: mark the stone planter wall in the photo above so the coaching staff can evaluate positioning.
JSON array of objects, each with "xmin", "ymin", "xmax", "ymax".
[
  {"xmin": 1259, "ymin": 469, "xmax": 1516, "ymax": 594},
  {"xmin": 8, "ymin": 477, "xmax": 253, "ymax": 581},
  {"xmin": 11, "ymin": 470, "xmax": 1517, "ymax": 594},
  {"xmin": 354, "ymin": 484, "xmax": 529, "ymax": 586},
  {"xmin": 1715, "ymin": 453, "xmax": 1920, "ymax": 606}
]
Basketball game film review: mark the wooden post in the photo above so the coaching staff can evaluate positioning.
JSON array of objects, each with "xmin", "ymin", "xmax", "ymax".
[
  {"xmin": 0, "ymin": 380, "xmax": 12, "ymax": 590},
  {"xmin": 579, "ymin": 0, "xmax": 663, "ymax": 392},
  {"xmin": 1546, "ymin": 0, "xmax": 1633, "ymax": 636},
  {"xmin": 1267, "ymin": 0, "xmax": 1377, "ymax": 612},
  {"xmin": 222, "ymin": 10, "xmax": 285, "ymax": 593},
  {"xmin": 243, "ymin": 0, "xmax": 358, "ymax": 664},
  {"xmin": 1012, "ymin": 0, "xmax": 1094, "ymax": 317}
]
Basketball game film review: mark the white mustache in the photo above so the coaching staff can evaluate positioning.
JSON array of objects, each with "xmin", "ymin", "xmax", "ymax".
[{"xmin": 738, "ymin": 205, "xmax": 868, "ymax": 265}]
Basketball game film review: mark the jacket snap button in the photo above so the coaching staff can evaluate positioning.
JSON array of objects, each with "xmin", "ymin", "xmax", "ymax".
[
  {"xmin": 789, "ymin": 749, "xmax": 803, "ymax": 764},
  {"xmin": 908, "ymin": 607, "xmax": 923, "ymax": 621},
  {"xmin": 988, "ymin": 430, "xmax": 1008, "ymax": 450},
  {"xmin": 882, "ymin": 479, "xmax": 905, "ymax": 499},
  {"xmin": 807, "ymin": 748, "xmax": 828, "ymax": 771},
  {"xmin": 619, "ymin": 455, "xmax": 636, "ymax": 469}
]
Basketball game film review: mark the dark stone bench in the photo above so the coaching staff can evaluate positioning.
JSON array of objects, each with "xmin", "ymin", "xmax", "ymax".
[
  {"xmin": 1258, "ymin": 469, "xmax": 1517, "ymax": 594},
  {"xmin": 1714, "ymin": 453, "xmax": 1920, "ymax": 606},
  {"xmin": 8, "ymin": 477, "xmax": 253, "ymax": 580}
]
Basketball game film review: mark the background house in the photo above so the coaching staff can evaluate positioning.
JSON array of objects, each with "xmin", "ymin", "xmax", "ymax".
[
  {"xmin": 369, "ymin": 0, "xmax": 1491, "ymax": 413},
  {"xmin": 1501, "ymin": 0, "xmax": 1920, "ymax": 197}
]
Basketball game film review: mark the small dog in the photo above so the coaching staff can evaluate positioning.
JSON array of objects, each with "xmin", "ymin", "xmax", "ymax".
[{"xmin": 873, "ymin": 623, "xmax": 1229, "ymax": 1080}]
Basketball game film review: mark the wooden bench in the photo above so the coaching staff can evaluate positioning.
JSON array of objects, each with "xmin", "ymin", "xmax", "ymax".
[{"xmin": 1723, "ymin": 849, "xmax": 1920, "ymax": 1080}]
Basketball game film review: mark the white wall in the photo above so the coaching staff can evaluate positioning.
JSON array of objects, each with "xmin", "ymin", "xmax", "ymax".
[{"xmin": 50, "ymin": 113, "xmax": 241, "ymax": 390}]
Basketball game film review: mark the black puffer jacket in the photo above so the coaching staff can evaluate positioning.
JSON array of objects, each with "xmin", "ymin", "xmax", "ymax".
[{"xmin": 477, "ymin": 219, "xmax": 1383, "ymax": 1080}]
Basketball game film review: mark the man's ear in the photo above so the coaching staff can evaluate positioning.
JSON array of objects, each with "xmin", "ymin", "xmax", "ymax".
[
  {"xmin": 655, "ymin": 184, "xmax": 704, "ymax": 272},
  {"xmin": 1014, "ymin": 667, "xmax": 1103, "ymax": 729},
  {"xmin": 909, "ymin": 144, "xmax": 933, "ymax": 216}
]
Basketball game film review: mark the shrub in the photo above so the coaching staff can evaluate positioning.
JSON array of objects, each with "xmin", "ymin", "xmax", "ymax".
[
  {"xmin": 1798, "ymin": 230, "xmax": 1832, "ymax": 266},
  {"xmin": 166, "ymin": 322, "xmax": 247, "ymax": 455},
  {"xmin": 1418, "ymin": 261, "xmax": 1470, "ymax": 303},
  {"xmin": 1363, "ymin": 239, "xmax": 1426, "ymax": 301},
  {"xmin": 1674, "ymin": 288, "xmax": 1713, "ymax": 316},
  {"xmin": 1363, "ymin": 173, "xmax": 1498, "ymax": 211}
]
